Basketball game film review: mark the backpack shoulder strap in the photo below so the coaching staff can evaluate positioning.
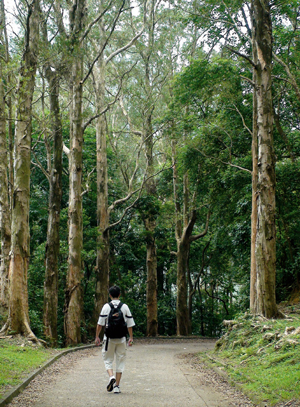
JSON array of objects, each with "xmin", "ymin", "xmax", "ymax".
[
  {"xmin": 108, "ymin": 302, "xmax": 114, "ymax": 310},
  {"xmin": 117, "ymin": 302, "xmax": 123, "ymax": 310}
]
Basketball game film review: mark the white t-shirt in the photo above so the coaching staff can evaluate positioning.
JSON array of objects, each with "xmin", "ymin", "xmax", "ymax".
[{"xmin": 98, "ymin": 299, "xmax": 135, "ymax": 342}]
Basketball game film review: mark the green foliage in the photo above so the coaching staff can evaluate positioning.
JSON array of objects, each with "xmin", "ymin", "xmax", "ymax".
[
  {"xmin": 5, "ymin": 0, "xmax": 300, "ymax": 349},
  {"xmin": 135, "ymin": 196, "xmax": 161, "ymax": 223},
  {"xmin": 161, "ymin": 54, "xmax": 254, "ymax": 336},
  {"xmin": 173, "ymin": 58, "xmax": 242, "ymax": 108},
  {"xmin": 276, "ymin": 160, "xmax": 300, "ymax": 301},
  {"xmin": 109, "ymin": 217, "xmax": 147, "ymax": 336},
  {"xmin": 157, "ymin": 291, "xmax": 177, "ymax": 336},
  {"xmin": 28, "ymin": 244, "xmax": 46, "ymax": 339},
  {"xmin": 209, "ymin": 309, "xmax": 300, "ymax": 405},
  {"xmin": 0, "ymin": 339, "xmax": 54, "ymax": 398}
]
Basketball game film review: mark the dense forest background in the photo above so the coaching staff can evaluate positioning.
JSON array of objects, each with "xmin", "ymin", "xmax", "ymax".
[{"xmin": 0, "ymin": 0, "xmax": 299, "ymax": 347}]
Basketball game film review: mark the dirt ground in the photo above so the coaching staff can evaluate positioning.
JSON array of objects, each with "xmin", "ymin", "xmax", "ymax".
[{"xmin": 5, "ymin": 338, "xmax": 258, "ymax": 407}]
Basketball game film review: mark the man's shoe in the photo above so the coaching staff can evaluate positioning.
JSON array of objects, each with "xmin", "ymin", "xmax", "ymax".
[
  {"xmin": 107, "ymin": 376, "xmax": 116, "ymax": 392},
  {"xmin": 113, "ymin": 385, "xmax": 121, "ymax": 394}
]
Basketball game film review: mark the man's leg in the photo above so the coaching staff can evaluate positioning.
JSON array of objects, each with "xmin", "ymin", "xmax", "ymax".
[
  {"xmin": 102, "ymin": 340, "xmax": 116, "ymax": 391},
  {"xmin": 115, "ymin": 341, "xmax": 127, "ymax": 387},
  {"xmin": 107, "ymin": 369, "xmax": 114, "ymax": 377},
  {"xmin": 116, "ymin": 372, "xmax": 122, "ymax": 386}
]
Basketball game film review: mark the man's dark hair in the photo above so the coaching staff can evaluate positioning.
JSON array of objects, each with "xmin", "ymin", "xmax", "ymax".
[{"xmin": 109, "ymin": 285, "xmax": 121, "ymax": 298}]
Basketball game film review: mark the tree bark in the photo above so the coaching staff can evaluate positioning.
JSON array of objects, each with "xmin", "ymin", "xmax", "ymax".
[
  {"xmin": 64, "ymin": 59, "xmax": 84, "ymax": 345},
  {"xmin": 0, "ymin": 0, "xmax": 13, "ymax": 218},
  {"xmin": 172, "ymin": 141, "xmax": 210, "ymax": 335},
  {"xmin": 176, "ymin": 239, "xmax": 190, "ymax": 336},
  {"xmin": 94, "ymin": 54, "xmax": 109, "ymax": 326},
  {"xmin": 90, "ymin": 2, "xmax": 144, "ymax": 326},
  {"xmin": 143, "ymin": 0, "xmax": 158, "ymax": 337},
  {"xmin": 197, "ymin": 283, "xmax": 205, "ymax": 336},
  {"xmin": 188, "ymin": 241, "xmax": 210, "ymax": 328},
  {"xmin": 144, "ymin": 129, "xmax": 158, "ymax": 336},
  {"xmin": 1, "ymin": 0, "xmax": 40, "ymax": 339},
  {"xmin": 145, "ymin": 214, "xmax": 158, "ymax": 336},
  {"xmin": 0, "ymin": 5, "xmax": 11, "ymax": 317},
  {"xmin": 252, "ymin": 0, "xmax": 281, "ymax": 318},
  {"xmin": 43, "ymin": 69, "xmax": 63, "ymax": 346},
  {"xmin": 64, "ymin": 0, "xmax": 86, "ymax": 345},
  {"xmin": 250, "ymin": 3, "xmax": 258, "ymax": 312}
]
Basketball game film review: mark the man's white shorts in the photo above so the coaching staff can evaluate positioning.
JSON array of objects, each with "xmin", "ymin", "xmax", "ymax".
[{"xmin": 102, "ymin": 338, "xmax": 127, "ymax": 373}]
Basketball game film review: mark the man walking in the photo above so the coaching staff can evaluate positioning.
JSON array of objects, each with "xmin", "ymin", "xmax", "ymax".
[{"xmin": 95, "ymin": 285, "xmax": 135, "ymax": 394}]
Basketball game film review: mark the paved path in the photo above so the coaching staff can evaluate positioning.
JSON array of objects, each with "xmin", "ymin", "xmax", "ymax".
[{"xmin": 7, "ymin": 339, "xmax": 254, "ymax": 407}]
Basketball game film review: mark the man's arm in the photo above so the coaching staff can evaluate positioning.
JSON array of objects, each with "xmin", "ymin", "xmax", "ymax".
[
  {"xmin": 95, "ymin": 324, "xmax": 103, "ymax": 346},
  {"xmin": 127, "ymin": 326, "xmax": 133, "ymax": 346}
]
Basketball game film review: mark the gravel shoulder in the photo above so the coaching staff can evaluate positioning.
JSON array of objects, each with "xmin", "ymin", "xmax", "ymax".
[{"xmin": 5, "ymin": 338, "xmax": 255, "ymax": 407}]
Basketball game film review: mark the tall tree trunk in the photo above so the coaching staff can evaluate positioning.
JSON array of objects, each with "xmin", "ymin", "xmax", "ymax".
[
  {"xmin": 197, "ymin": 284, "xmax": 205, "ymax": 336},
  {"xmin": 176, "ymin": 240, "xmax": 190, "ymax": 335},
  {"xmin": 188, "ymin": 241, "xmax": 209, "ymax": 332},
  {"xmin": 144, "ymin": 114, "xmax": 158, "ymax": 337},
  {"xmin": 1, "ymin": 0, "xmax": 40, "ymax": 339},
  {"xmin": 64, "ymin": 0, "xmax": 86, "ymax": 345},
  {"xmin": 143, "ymin": 1, "xmax": 158, "ymax": 336},
  {"xmin": 172, "ymin": 140, "xmax": 189, "ymax": 335},
  {"xmin": 145, "ymin": 223, "xmax": 158, "ymax": 336},
  {"xmin": 90, "ymin": 2, "xmax": 144, "ymax": 325},
  {"xmin": 250, "ymin": 4, "xmax": 258, "ymax": 311},
  {"xmin": 90, "ymin": 2, "xmax": 144, "ymax": 326},
  {"xmin": 0, "ymin": 6, "xmax": 11, "ymax": 316},
  {"xmin": 64, "ymin": 61, "xmax": 84, "ymax": 345},
  {"xmin": 252, "ymin": 0, "xmax": 281, "ymax": 318},
  {"xmin": 43, "ymin": 70, "xmax": 63, "ymax": 346},
  {"xmin": 94, "ymin": 56, "xmax": 109, "ymax": 326},
  {"xmin": 7, "ymin": 92, "xmax": 13, "ymax": 216},
  {"xmin": 0, "ymin": 0, "xmax": 13, "ymax": 217},
  {"xmin": 172, "ymin": 141, "xmax": 210, "ymax": 335}
]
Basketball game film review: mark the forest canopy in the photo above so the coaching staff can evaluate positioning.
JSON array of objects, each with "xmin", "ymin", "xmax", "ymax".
[{"xmin": 0, "ymin": 0, "xmax": 299, "ymax": 346}]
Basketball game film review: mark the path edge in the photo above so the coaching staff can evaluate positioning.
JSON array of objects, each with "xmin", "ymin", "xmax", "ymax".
[
  {"xmin": 203, "ymin": 356, "xmax": 268, "ymax": 407},
  {"xmin": 0, "ymin": 344, "xmax": 96, "ymax": 407}
]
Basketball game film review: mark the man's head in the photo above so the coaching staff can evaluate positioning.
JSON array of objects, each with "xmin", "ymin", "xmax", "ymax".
[{"xmin": 109, "ymin": 285, "xmax": 121, "ymax": 299}]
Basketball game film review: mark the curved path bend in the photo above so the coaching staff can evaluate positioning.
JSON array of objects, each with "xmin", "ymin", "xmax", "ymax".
[{"xmin": 7, "ymin": 339, "xmax": 254, "ymax": 407}]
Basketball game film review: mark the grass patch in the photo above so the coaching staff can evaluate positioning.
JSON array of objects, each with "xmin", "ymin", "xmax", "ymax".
[
  {"xmin": 0, "ymin": 336, "xmax": 58, "ymax": 398},
  {"xmin": 201, "ymin": 305, "xmax": 300, "ymax": 406}
]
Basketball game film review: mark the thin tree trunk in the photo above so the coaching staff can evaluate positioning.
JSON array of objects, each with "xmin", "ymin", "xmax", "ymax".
[
  {"xmin": 1, "ymin": 0, "xmax": 13, "ymax": 217},
  {"xmin": 139, "ymin": 0, "xmax": 158, "ymax": 337},
  {"xmin": 64, "ymin": 59, "xmax": 84, "ymax": 345},
  {"xmin": 172, "ymin": 141, "xmax": 210, "ymax": 335},
  {"xmin": 94, "ymin": 55, "xmax": 109, "ymax": 326},
  {"xmin": 172, "ymin": 141, "xmax": 186, "ymax": 334},
  {"xmin": 197, "ymin": 283, "xmax": 205, "ymax": 336},
  {"xmin": 64, "ymin": 0, "xmax": 86, "ymax": 345},
  {"xmin": 0, "ymin": 8, "xmax": 10, "ymax": 316},
  {"xmin": 43, "ymin": 70, "xmax": 63, "ymax": 346},
  {"xmin": 146, "ymin": 229, "xmax": 158, "ymax": 336},
  {"xmin": 253, "ymin": 0, "xmax": 281, "ymax": 318},
  {"xmin": 250, "ymin": 4, "xmax": 258, "ymax": 311},
  {"xmin": 7, "ymin": 93, "xmax": 13, "ymax": 215},
  {"xmin": 211, "ymin": 287, "xmax": 214, "ymax": 336},
  {"xmin": 1, "ymin": 0, "xmax": 40, "ymax": 339},
  {"xmin": 273, "ymin": 110, "xmax": 295, "ymax": 162},
  {"xmin": 90, "ymin": 4, "xmax": 144, "ymax": 325},
  {"xmin": 176, "ymin": 240, "xmax": 190, "ymax": 335},
  {"xmin": 278, "ymin": 204, "xmax": 294, "ymax": 263},
  {"xmin": 272, "ymin": 53, "xmax": 300, "ymax": 105},
  {"xmin": 188, "ymin": 241, "xmax": 210, "ymax": 331},
  {"xmin": 144, "ymin": 115, "xmax": 158, "ymax": 337},
  {"xmin": 144, "ymin": 124, "xmax": 158, "ymax": 337}
]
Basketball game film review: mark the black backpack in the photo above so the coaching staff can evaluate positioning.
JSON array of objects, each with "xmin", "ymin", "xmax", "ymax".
[{"xmin": 105, "ymin": 302, "xmax": 128, "ymax": 340}]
